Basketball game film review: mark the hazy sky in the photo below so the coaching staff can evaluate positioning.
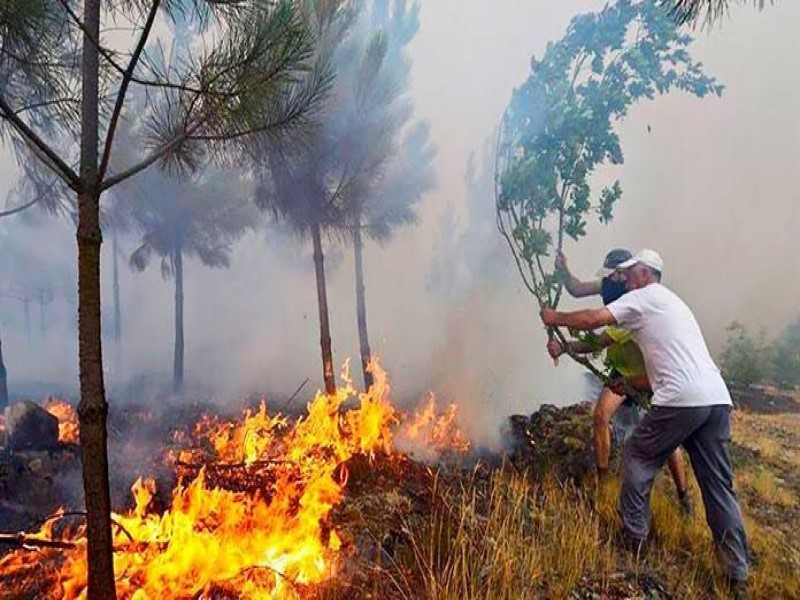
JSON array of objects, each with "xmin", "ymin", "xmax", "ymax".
[
  {"xmin": 407, "ymin": 0, "xmax": 800, "ymax": 337},
  {"xmin": 1, "ymin": 1, "xmax": 798, "ymax": 445}
]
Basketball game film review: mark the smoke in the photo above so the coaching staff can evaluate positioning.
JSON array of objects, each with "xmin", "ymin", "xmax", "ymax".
[
  {"xmin": 396, "ymin": 0, "xmax": 800, "ymax": 444},
  {"xmin": 0, "ymin": 1, "xmax": 798, "ymax": 450},
  {"xmin": 0, "ymin": 217, "xmax": 77, "ymax": 394}
]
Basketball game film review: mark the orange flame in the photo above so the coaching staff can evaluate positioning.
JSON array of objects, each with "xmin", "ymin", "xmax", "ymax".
[
  {"xmin": 45, "ymin": 399, "xmax": 79, "ymax": 444},
  {"xmin": 0, "ymin": 359, "xmax": 469, "ymax": 598},
  {"xmin": 399, "ymin": 392, "xmax": 471, "ymax": 457},
  {"xmin": 0, "ymin": 360, "xmax": 405, "ymax": 598}
]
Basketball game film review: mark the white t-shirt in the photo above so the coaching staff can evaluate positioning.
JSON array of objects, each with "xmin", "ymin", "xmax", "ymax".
[{"xmin": 606, "ymin": 283, "xmax": 732, "ymax": 408}]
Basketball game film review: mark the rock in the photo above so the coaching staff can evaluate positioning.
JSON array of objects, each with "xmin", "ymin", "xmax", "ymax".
[
  {"xmin": 507, "ymin": 402, "xmax": 600, "ymax": 483},
  {"xmin": 4, "ymin": 401, "xmax": 60, "ymax": 452},
  {"xmin": 16, "ymin": 450, "xmax": 55, "ymax": 477},
  {"xmin": 506, "ymin": 401, "xmax": 652, "ymax": 483}
]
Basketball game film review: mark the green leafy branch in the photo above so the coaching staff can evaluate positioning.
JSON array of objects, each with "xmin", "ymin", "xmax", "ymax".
[{"xmin": 495, "ymin": 0, "xmax": 722, "ymax": 388}]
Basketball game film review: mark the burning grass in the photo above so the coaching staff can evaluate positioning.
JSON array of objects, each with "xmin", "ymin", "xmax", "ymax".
[
  {"xmin": 2, "ymin": 376, "xmax": 799, "ymax": 599},
  {"xmin": 44, "ymin": 399, "xmax": 79, "ymax": 445},
  {"xmin": 395, "ymin": 393, "xmax": 471, "ymax": 461},
  {"xmin": 0, "ymin": 361, "xmax": 470, "ymax": 599}
]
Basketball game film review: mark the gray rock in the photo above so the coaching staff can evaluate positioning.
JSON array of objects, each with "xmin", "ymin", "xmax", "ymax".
[
  {"xmin": 4, "ymin": 401, "xmax": 60, "ymax": 452},
  {"xmin": 15, "ymin": 450, "xmax": 55, "ymax": 477}
]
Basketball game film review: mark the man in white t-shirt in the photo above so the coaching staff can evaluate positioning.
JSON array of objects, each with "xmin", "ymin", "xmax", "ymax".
[{"xmin": 541, "ymin": 249, "xmax": 749, "ymax": 591}]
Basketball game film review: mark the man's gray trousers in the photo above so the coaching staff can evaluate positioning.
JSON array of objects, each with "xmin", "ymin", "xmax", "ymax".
[{"xmin": 620, "ymin": 404, "xmax": 750, "ymax": 581}]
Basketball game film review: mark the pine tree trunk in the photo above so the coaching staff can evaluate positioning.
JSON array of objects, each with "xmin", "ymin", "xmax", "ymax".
[
  {"xmin": 77, "ymin": 190, "xmax": 115, "ymax": 599},
  {"xmin": 0, "ymin": 335, "xmax": 8, "ymax": 412},
  {"xmin": 311, "ymin": 223, "xmax": 336, "ymax": 395},
  {"xmin": 111, "ymin": 233, "xmax": 122, "ymax": 382},
  {"xmin": 173, "ymin": 247, "xmax": 184, "ymax": 394},
  {"xmin": 77, "ymin": 0, "xmax": 116, "ymax": 596},
  {"xmin": 112, "ymin": 233, "xmax": 121, "ymax": 345},
  {"xmin": 353, "ymin": 223, "xmax": 373, "ymax": 390}
]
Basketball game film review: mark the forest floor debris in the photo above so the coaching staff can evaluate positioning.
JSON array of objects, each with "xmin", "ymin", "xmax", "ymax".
[{"xmin": 0, "ymin": 386, "xmax": 798, "ymax": 599}]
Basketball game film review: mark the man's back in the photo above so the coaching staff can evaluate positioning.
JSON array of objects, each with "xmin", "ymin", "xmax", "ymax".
[{"xmin": 607, "ymin": 283, "xmax": 731, "ymax": 408}]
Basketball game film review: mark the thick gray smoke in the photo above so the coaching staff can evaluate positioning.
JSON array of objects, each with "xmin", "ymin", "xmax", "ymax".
[
  {"xmin": 402, "ymin": 0, "xmax": 800, "ymax": 445},
  {"xmin": 1, "ymin": 1, "xmax": 798, "ymax": 449}
]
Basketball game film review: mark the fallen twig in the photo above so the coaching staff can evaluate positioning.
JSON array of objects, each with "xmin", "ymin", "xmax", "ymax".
[
  {"xmin": 54, "ymin": 511, "xmax": 135, "ymax": 544},
  {"xmin": 0, "ymin": 532, "xmax": 171, "ymax": 554},
  {"xmin": 0, "ymin": 532, "xmax": 76, "ymax": 550},
  {"xmin": 175, "ymin": 458, "xmax": 298, "ymax": 471},
  {"xmin": 0, "ymin": 513, "xmax": 140, "ymax": 553}
]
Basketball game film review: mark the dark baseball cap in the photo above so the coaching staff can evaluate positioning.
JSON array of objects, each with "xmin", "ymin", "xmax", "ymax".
[{"xmin": 595, "ymin": 248, "xmax": 633, "ymax": 277}]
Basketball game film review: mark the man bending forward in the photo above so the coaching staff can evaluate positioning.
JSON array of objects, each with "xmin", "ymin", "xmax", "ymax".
[{"xmin": 541, "ymin": 249, "xmax": 749, "ymax": 591}]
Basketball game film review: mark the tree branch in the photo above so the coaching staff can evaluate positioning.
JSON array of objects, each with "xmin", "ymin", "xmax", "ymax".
[
  {"xmin": 551, "ymin": 327, "xmax": 609, "ymax": 382},
  {"xmin": 496, "ymin": 209, "xmax": 537, "ymax": 299},
  {"xmin": 11, "ymin": 97, "xmax": 81, "ymax": 116},
  {"xmin": 0, "ymin": 195, "xmax": 44, "ymax": 218},
  {"xmin": 0, "ymin": 532, "xmax": 77, "ymax": 550},
  {"xmin": 552, "ymin": 178, "xmax": 572, "ymax": 308},
  {"xmin": 0, "ymin": 168, "xmax": 75, "ymax": 219},
  {"xmin": 108, "ymin": 100, "xmax": 313, "ymax": 191},
  {"xmin": 101, "ymin": 126, "xmax": 197, "ymax": 191},
  {"xmin": 98, "ymin": 0, "xmax": 162, "ymax": 185},
  {"xmin": 53, "ymin": 0, "xmax": 245, "ymax": 98},
  {"xmin": 55, "ymin": 0, "xmax": 128, "ymax": 72},
  {"xmin": 0, "ymin": 181, "xmax": 63, "ymax": 218},
  {"xmin": 0, "ymin": 96, "xmax": 80, "ymax": 190},
  {"xmin": 0, "ymin": 46, "xmax": 77, "ymax": 70},
  {"xmin": 186, "ymin": 105, "xmax": 308, "ymax": 143}
]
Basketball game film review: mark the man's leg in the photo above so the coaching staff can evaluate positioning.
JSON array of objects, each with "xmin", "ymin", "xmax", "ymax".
[
  {"xmin": 667, "ymin": 449, "xmax": 688, "ymax": 493},
  {"xmin": 594, "ymin": 386, "xmax": 624, "ymax": 473},
  {"xmin": 620, "ymin": 406, "xmax": 710, "ymax": 542},
  {"xmin": 666, "ymin": 448, "xmax": 693, "ymax": 517},
  {"xmin": 682, "ymin": 405, "xmax": 750, "ymax": 583}
]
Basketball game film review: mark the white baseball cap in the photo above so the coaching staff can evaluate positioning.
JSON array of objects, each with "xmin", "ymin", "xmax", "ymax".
[{"xmin": 617, "ymin": 248, "xmax": 664, "ymax": 272}]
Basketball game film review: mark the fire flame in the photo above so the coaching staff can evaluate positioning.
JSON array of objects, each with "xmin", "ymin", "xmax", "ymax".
[
  {"xmin": 0, "ymin": 360, "xmax": 469, "ymax": 598},
  {"xmin": 398, "ymin": 392, "xmax": 471, "ymax": 457},
  {"xmin": 0, "ymin": 360, "xmax": 419, "ymax": 598},
  {"xmin": 45, "ymin": 399, "xmax": 80, "ymax": 444}
]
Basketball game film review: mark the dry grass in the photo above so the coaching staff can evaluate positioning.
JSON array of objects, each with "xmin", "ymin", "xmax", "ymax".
[
  {"xmin": 749, "ymin": 437, "xmax": 782, "ymax": 462},
  {"xmin": 733, "ymin": 413, "xmax": 800, "ymax": 467},
  {"xmin": 393, "ymin": 471, "xmax": 614, "ymax": 599},
  {"xmin": 325, "ymin": 410, "xmax": 800, "ymax": 599},
  {"xmin": 738, "ymin": 467, "xmax": 796, "ymax": 508},
  {"xmin": 391, "ymin": 466, "xmax": 799, "ymax": 600}
]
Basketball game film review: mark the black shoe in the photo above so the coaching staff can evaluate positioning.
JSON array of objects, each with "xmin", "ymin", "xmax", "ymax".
[
  {"xmin": 725, "ymin": 578, "xmax": 748, "ymax": 600},
  {"xmin": 618, "ymin": 531, "xmax": 648, "ymax": 560}
]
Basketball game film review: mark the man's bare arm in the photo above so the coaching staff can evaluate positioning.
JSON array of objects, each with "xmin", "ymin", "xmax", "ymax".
[
  {"xmin": 562, "ymin": 274, "xmax": 602, "ymax": 298},
  {"xmin": 555, "ymin": 251, "xmax": 602, "ymax": 298},
  {"xmin": 541, "ymin": 307, "xmax": 617, "ymax": 331}
]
